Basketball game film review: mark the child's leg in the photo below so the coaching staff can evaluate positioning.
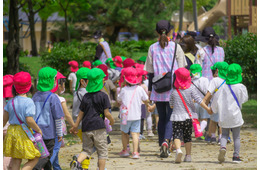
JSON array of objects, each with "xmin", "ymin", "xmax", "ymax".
[
  {"xmin": 11, "ymin": 158, "xmax": 22, "ymax": 170},
  {"xmin": 200, "ymin": 119, "xmax": 208, "ymax": 132},
  {"xmin": 231, "ymin": 126, "xmax": 241, "ymax": 157},
  {"xmin": 98, "ymin": 159, "xmax": 106, "ymax": 170},
  {"xmin": 77, "ymin": 153, "xmax": 88, "ymax": 163},
  {"xmin": 22, "ymin": 157, "xmax": 39, "ymax": 170},
  {"xmin": 146, "ymin": 112, "xmax": 153, "ymax": 131},
  {"xmin": 50, "ymin": 136, "xmax": 62, "ymax": 169},
  {"xmin": 121, "ymin": 131, "xmax": 128, "ymax": 151},
  {"xmin": 220, "ymin": 128, "xmax": 229, "ymax": 149},
  {"xmin": 140, "ymin": 119, "xmax": 144, "ymax": 135},
  {"xmin": 174, "ymin": 139, "xmax": 181, "ymax": 149},
  {"xmin": 183, "ymin": 119, "xmax": 192, "ymax": 155},
  {"xmin": 131, "ymin": 132, "xmax": 140, "ymax": 153}
]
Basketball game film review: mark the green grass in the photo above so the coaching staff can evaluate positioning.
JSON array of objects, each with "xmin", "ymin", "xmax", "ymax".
[
  {"xmin": 131, "ymin": 51, "xmax": 148, "ymax": 61},
  {"xmin": 242, "ymin": 99, "xmax": 257, "ymax": 128}
]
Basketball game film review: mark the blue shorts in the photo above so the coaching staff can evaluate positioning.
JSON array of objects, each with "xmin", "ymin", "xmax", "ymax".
[
  {"xmin": 120, "ymin": 120, "xmax": 141, "ymax": 133},
  {"xmin": 195, "ymin": 103, "xmax": 210, "ymax": 119},
  {"xmin": 152, "ymin": 107, "xmax": 158, "ymax": 115},
  {"xmin": 210, "ymin": 112, "xmax": 219, "ymax": 122}
]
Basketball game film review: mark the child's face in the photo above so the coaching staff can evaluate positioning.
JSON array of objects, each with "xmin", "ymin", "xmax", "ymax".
[
  {"xmin": 58, "ymin": 83, "xmax": 65, "ymax": 94},
  {"xmin": 213, "ymin": 69, "xmax": 219, "ymax": 77}
]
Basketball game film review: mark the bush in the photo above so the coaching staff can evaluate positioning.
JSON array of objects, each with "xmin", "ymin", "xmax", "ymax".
[
  {"xmin": 3, "ymin": 44, "xmax": 7, "ymax": 58},
  {"xmin": 221, "ymin": 33, "xmax": 257, "ymax": 95},
  {"xmin": 3, "ymin": 61, "xmax": 32, "ymax": 76}
]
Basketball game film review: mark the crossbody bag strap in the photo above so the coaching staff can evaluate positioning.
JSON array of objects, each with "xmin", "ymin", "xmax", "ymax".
[
  {"xmin": 202, "ymin": 47, "xmax": 214, "ymax": 65},
  {"xmin": 191, "ymin": 81, "xmax": 206, "ymax": 96},
  {"xmin": 127, "ymin": 86, "xmax": 138, "ymax": 110},
  {"xmin": 12, "ymin": 98, "xmax": 23, "ymax": 124},
  {"xmin": 228, "ymin": 85, "xmax": 240, "ymax": 108},
  {"xmin": 36, "ymin": 92, "xmax": 53, "ymax": 123},
  {"xmin": 170, "ymin": 42, "xmax": 178, "ymax": 73},
  {"xmin": 76, "ymin": 91, "xmax": 82, "ymax": 102},
  {"xmin": 214, "ymin": 80, "xmax": 226, "ymax": 94},
  {"xmin": 176, "ymin": 89, "xmax": 192, "ymax": 119}
]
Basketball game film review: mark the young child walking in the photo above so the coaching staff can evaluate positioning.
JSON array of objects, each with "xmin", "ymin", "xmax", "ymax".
[
  {"xmin": 70, "ymin": 68, "xmax": 115, "ymax": 170},
  {"xmin": 32, "ymin": 67, "xmax": 64, "ymax": 170},
  {"xmin": 3, "ymin": 71, "xmax": 42, "ymax": 170},
  {"xmin": 209, "ymin": 63, "xmax": 248, "ymax": 163},
  {"xmin": 169, "ymin": 68, "xmax": 211, "ymax": 163},
  {"xmin": 117, "ymin": 67, "xmax": 151, "ymax": 159},
  {"xmin": 68, "ymin": 60, "xmax": 79, "ymax": 94}
]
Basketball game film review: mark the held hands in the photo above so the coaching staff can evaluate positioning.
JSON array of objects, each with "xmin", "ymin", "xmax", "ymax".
[
  {"xmin": 37, "ymin": 129, "xmax": 43, "ymax": 136},
  {"xmin": 148, "ymin": 103, "xmax": 156, "ymax": 113},
  {"xmin": 207, "ymin": 107, "xmax": 213, "ymax": 115},
  {"xmin": 58, "ymin": 136, "xmax": 63, "ymax": 142},
  {"xmin": 69, "ymin": 126, "xmax": 78, "ymax": 135}
]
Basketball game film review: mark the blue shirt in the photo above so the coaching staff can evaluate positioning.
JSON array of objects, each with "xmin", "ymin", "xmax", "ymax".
[
  {"xmin": 4, "ymin": 96, "xmax": 36, "ymax": 126},
  {"xmin": 32, "ymin": 91, "xmax": 64, "ymax": 140}
]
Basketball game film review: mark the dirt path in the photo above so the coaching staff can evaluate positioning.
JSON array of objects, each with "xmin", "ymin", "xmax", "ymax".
[{"xmin": 59, "ymin": 111, "xmax": 257, "ymax": 170}]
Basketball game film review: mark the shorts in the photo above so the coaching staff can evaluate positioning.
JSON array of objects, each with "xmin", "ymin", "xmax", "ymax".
[
  {"xmin": 82, "ymin": 128, "xmax": 107, "ymax": 159},
  {"xmin": 120, "ymin": 120, "xmax": 141, "ymax": 134},
  {"xmin": 195, "ymin": 103, "xmax": 210, "ymax": 119},
  {"xmin": 152, "ymin": 107, "xmax": 158, "ymax": 115},
  {"xmin": 210, "ymin": 112, "xmax": 219, "ymax": 122},
  {"xmin": 172, "ymin": 119, "xmax": 192, "ymax": 143}
]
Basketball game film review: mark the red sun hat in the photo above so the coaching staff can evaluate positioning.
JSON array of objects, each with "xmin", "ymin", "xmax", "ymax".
[
  {"xmin": 13, "ymin": 72, "xmax": 32, "ymax": 94},
  {"xmin": 123, "ymin": 58, "xmax": 135, "ymax": 68},
  {"xmin": 51, "ymin": 72, "xmax": 66, "ymax": 93},
  {"xmin": 113, "ymin": 56, "xmax": 123, "ymax": 68},
  {"xmin": 97, "ymin": 64, "xmax": 109, "ymax": 80},
  {"xmin": 124, "ymin": 67, "xmax": 141, "ymax": 85},
  {"xmin": 3, "ymin": 75, "xmax": 14, "ymax": 98},
  {"xmin": 83, "ymin": 61, "xmax": 91, "ymax": 69},
  {"xmin": 174, "ymin": 67, "xmax": 191, "ymax": 89},
  {"xmin": 68, "ymin": 60, "xmax": 79, "ymax": 72}
]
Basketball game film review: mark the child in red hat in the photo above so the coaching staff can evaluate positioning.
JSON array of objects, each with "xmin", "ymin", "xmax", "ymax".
[
  {"xmin": 117, "ymin": 67, "xmax": 152, "ymax": 159},
  {"xmin": 68, "ymin": 60, "xmax": 79, "ymax": 94},
  {"xmin": 82, "ymin": 61, "xmax": 91, "ymax": 69},
  {"xmin": 3, "ymin": 72, "xmax": 42, "ymax": 170},
  {"xmin": 113, "ymin": 56, "xmax": 123, "ymax": 72}
]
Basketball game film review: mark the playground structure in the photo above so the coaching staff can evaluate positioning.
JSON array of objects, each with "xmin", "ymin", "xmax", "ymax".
[{"xmin": 177, "ymin": 0, "xmax": 256, "ymax": 38}]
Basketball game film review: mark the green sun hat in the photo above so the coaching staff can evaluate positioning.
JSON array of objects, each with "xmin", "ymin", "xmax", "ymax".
[
  {"xmin": 37, "ymin": 67, "xmax": 57, "ymax": 92},
  {"xmin": 138, "ymin": 56, "xmax": 147, "ymax": 62},
  {"xmin": 93, "ymin": 60, "xmax": 102, "ymax": 67},
  {"xmin": 210, "ymin": 62, "xmax": 220, "ymax": 70},
  {"xmin": 226, "ymin": 63, "xmax": 242, "ymax": 85},
  {"xmin": 75, "ymin": 67, "xmax": 90, "ymax": 91},
  {"xmin": 105, "ymin": 58, "xmax": 116, "ymax": 69},
  {"xmin": 190, "ymin": 64, "xmax": 202, "ymax": 75},
  {"xmin": 216, "ymin": 61, "xmax": 229, "ymax": 79},
  {"xmin": 121, "ymin": 56, "xmax": 126, "ymax": 61},
  {"xmin": 86, "ymin": 68, "xmax": 106, "ymax": 93}
]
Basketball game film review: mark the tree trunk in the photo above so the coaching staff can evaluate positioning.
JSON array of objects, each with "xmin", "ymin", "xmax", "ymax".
[
  {"xmin": 40, "ymin": 18, "xmax": 47, "ymax": 53},
  {"xmin": 110, "ymin": 26, "xmax": 121, "ymax": 43},
  {"xmin": 64, "ymin": 10, "xmax": 70, "ymax": 42},
  {"xmin": 6, "ymin": 0, "xmax": 20, "ymax": 75},
  {"xmin": 28, "ymin": 0, "xmax": 38, "ymax": 56}
]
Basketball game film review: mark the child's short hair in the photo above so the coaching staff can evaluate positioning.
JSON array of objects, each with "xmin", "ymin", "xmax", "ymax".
[
  {"xmin": 125, "ymin": 81, "xmax": 133, "ymax": 87},
  {"xmin": 12, "ymin": 85, "xmax": 34, "ymax": 97}
]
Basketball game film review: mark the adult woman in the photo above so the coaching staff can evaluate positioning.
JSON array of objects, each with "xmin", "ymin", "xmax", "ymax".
[
  {"xmin": 195, "ymin": 27, "xmax": 225, "ymax": 80},
  {"xmin": 94, "ymin": 30, "xmax": 112, "ymax": 64},
  {"xmin": 144, "ymin": 20, "xmax": 186, "ymax": 158}
]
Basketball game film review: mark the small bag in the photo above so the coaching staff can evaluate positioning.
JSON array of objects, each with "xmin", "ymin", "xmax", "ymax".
[
  {"xmin": 152, "ymin": 42, "xmax": 177, "ymax": 93},
  {"xmin": 120, "ymin": 86, "xmax": 138, "ymax": 125},
  {"xmin": 104, "ymin": 118, "xmax": 112, "ymax": 132},
  {"xmin": 176, "ymin": 89, "xmax": 203, "ymax": 138}
]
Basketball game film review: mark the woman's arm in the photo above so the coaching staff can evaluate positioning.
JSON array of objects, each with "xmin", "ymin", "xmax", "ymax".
[
  {"xmin": 26, "ymin": 117, "xmax": 42, "ymax": 136},
  {"xmin": 3, "ymin": 110, "xmax": 9, "ymax": 127},
  {"xmin": 61, "ymin": 101, "xmax": 75, "ymax": 127},
  {"xmin": 100, "ymin": 43, "xmax": 109, "ymax": 58}
]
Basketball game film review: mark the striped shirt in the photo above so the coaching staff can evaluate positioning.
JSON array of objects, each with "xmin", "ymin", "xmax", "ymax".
[
  {"xmin": 99, "ymin": 41, "xmax": 112, "ymax": 63},
  {"xmin": 201, "ymin": 45, "xmax": 225, "ymax": 81},
  {"xmin": 169, "ymin": 85, "xmax": 202, "ymax": 121},
  {"xmin": 144, "ymin": 42, "xmax": 186, "ymax": 101}
]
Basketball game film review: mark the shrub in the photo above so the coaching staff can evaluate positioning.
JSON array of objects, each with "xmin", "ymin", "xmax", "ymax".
[
  {"xmin": 221, "ymin": 33, "xmax": 257, "ymax": 95},
  {"xmin": 3, "ymin": 44, "xmax": 7, "ymax": 58},
  {"xmin": 3, "ymin": 61, "xmax": 32, "ymax": 76}
]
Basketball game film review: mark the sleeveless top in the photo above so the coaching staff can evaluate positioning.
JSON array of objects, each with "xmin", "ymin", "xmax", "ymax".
[{"xmin": 99, "ymin": 41, "xmax": 112, "ymax": 63}]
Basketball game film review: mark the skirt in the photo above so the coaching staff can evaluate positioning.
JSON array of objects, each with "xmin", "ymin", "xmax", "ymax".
[{"xmin": 4, "ymin": 125, "xmax": 41, "ymax": 159}]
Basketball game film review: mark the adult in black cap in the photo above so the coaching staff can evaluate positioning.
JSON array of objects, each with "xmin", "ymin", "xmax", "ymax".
[
  {"xmin": 93, "ymin": 30, "xmax": 112, "ymax": 64},
  {"xmin": 194, "ymin": 27, "xmax": 224, "ymax": 80},
  {"xmin": 144, "ymin": 20, "xmax": 187, "ymax": 158}
]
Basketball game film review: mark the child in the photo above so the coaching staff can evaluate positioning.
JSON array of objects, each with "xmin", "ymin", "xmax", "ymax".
[
  {"xmin": 189, "ymin": 64, "xmax": 210, "ymax": 139},
  {"xmin": 93, "ymin": 59, "xmax": 103, "ymax": 68},
  {"xmin": 203, "ymin": 62, "xmax": 229, "ymax": 144},
  {"xmin": 113, "ymin": 56, "xmax": 123, "ymax": 72},
  {"xmin": 137, "ymin": 56, "xmax": 146, "ymax": 65},
  {"xmin": 3, "ymin": 72, "xmax": 42, "ymax": 170},
  {"xmin": 117, "ymin": 67, "xmax": 151, "ymax": 159},
  {"xmin": 209, "ymin": 63, "xmax": 248, "ymax": 163},
  {"xmin": 32, "ymin": 67, "xmax": 64, "ymax": 170},
  {"xmin": 169, "ymin": 68, "xmax": 210, "ymax": 163},
  {"xmin": 68, "ymin": 60, "xmax": 79, "ymax": 94},
  {"xmin": 50, "ymin": 72, "xmax": 75, "ymax": 170},
  {"xmin": 105, "ymin": 58, "xmax": 120, "ymax": 83},
  {"xmin": 70, "ymin": 68, "xmax": 115, "ymax": 170},
  {"xmin": 82, "ymin": 61, "xmax": 91, "ymax": 69}
]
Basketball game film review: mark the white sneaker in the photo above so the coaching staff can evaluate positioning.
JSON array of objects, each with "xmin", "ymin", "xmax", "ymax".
[
  {"xmin": 147, "ymin": 130, "xmax": 154, "ymax": 137},
  {"xmin": 175, "ymin": 149, "xmax": 183, "ymax": 163},
  {"xmin": 218, "ymin": 148, "xmax": 226, "ymax": 163},
  {"xmin": 184, "ymin": 155, "xmax": 191, "ymax": 162}
]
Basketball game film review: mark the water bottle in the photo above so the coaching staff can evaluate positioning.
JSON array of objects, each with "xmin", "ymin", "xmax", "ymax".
[
  {"xmin": 33, "ymin": 132, "xmax": 50, "ymax": 158},
  {"xmin": 120, "ymin": 106, "xmax": 128, "ymax": 125}
]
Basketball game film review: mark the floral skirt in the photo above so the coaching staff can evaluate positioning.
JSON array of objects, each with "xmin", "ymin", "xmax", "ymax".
[{"xmin": 4, "ymin": 125, "xmax": 41, "ymax": 159}]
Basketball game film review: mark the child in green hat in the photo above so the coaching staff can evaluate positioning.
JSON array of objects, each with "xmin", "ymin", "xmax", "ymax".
[
  {"xmin": 32, "ymin": 67, "xmax": 64, "ymax": 169},
  {"xmin": 137, "ymin": 56, "xmax": 147, "ymax": 65},
  {"xmin": 190, "ymin": 64, "xmax": 210, "ymax": 139},
  {"xmin": 208, "ymin": 63, "xmax": 248, "ymax": 163},
  {"xmin": 106, "ymin": 58, "xmax": 120, "ymax": 83},
  {"xmin": 70, "ymin": 68, "xmax": 115, "ymax": 170},
  {"xmin": 93, "ymin": 60, "xmax": 103, "ymax": 68}
]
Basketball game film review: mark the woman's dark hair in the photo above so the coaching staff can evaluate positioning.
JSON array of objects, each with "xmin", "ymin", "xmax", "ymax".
[
  {"xmin": 125, "ymin": 81, "xmax": 133, "ymax": 87},
  {"xmin": 180, "ymin": 35, "xmax": 198, "ymax": 54},
  {"xmin": 12, "ymin": 85, "xmax": 34, "ymax": 97},
  {"xmin": 58, "ymin": 78, "xmax": 66, "ymax": 85},
  {"xmin": 159, "ymin": 29, "xmax": 168, "ymax": 49},
  {"xmin": 207, "ymin": 36, "xmax": 219, "ymax": 54}
]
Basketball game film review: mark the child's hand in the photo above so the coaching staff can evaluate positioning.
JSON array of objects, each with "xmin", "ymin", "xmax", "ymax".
[
  {"xmin": 37, "ymin": 129, "xmax": 43, "ymax": 136},
  {"xmin": 69, "ymin": 126, "xmax": 78, "ymax": 134},
  {"xmin": 207, "ymin": 108, "xmax": 213, "ymax": 115},
  {"xmin": 109, "ymin": 118, "xmax": 115, "ymax": 126},
  {"xmin": 58, "ymin": 136, "xmax": 63, "ymax": 142},
  {"xmin": 148, "ymin": 103, "xmax": 156, "ymax": 112}
]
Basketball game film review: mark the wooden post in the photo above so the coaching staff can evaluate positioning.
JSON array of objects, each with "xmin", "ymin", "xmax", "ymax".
[
  {"xmin": 228, "ymin": 0, "xmax": 232, "ymax": 39},
  {"xmin": 249, "ymin": 0, "xmax": 252, "ymax": 26},
  {"xmin": 179, "ymin": 0, "xmax": 184, "ymax": 32},
  {"xmin": 234, "ymin": 16, "xmax": 237, "ymax": 35},
  {"xmin": 192, "ymin": 0, "xmax": 198, "ymax": 31}
]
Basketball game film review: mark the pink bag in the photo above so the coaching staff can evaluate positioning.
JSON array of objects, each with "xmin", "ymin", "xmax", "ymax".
[
  {"xmin": 176, "ymin": 89, "xmax": 203, "ymax": 138},
  {"xmin": 104, "ymin": 118, "xmax": 112, "ymax": 132}
]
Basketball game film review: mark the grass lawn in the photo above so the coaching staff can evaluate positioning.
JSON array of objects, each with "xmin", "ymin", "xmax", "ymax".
[{"xmin": 241, "ymin": 99, "xmax": 257, "ymax": 128}]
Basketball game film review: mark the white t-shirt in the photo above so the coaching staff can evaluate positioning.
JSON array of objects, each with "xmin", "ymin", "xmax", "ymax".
[
  {"xmin": 192, "ymin": 76, "xmax": 209, "ymax": 99},
  {"xmin": 118, "ymin": 85, "xmax": 148, "ymax": 121},
  {"xmin": 208, "ymin": 77, "xmax": 226, "ymax": 95},
  {"xmin": 68, "ymin": 72, "xmax": 77, "ymax": 92},
  {"xmin": 211, "ymin": 83, "xmax": 248, "ymax": 128}
]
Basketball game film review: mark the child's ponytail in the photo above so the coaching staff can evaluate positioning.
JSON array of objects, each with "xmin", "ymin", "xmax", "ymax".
[{"xmin": 159, "ymin": 29, "xmax": 168, "ymax": 49}]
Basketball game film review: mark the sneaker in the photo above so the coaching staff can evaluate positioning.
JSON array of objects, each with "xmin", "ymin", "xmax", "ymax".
[
  {"xmin": 119, "ymin": 150, "xmax": 130, "ymax": 157},
  {"xmin": 210, "ymin": 137, "xmax": 217, "ymax": 144},
  {"xmin": 132, "ymin": 152, "xmax": 140, "ymax": 159},
  {"xmin": 232, "ymin": 156, "xmax": 242, "ymax": 163},
  {"xmin": 184, "ymin": 155, "xmax": 192, "ymax": 162},
  {"xmin": 205, "ymin": 135, "xmax": 211, "ymax": 142},
  {"xmin": 70, "ymin": 160, "xmax": 82, "ymax": 170},
  {"xmin": 218, "ymin": 148, "xmax": 226, "ymax": 163},
  {"xmin": 181, "ymin": 141, "xmax": 184, "ymax": 147},
  {"xmin": 175, "ymin": 149, "xmax": 183, "ymax": 163},
  {"xmin": 227, "ymin": 137, "xmax": 232, "ymax": 143},
  {"xmin": 160, "ymin": 142, "xmax": 169, "ymax": 158},
  {"xmin": 147, "ymin": 130, "xmax": 154, "ymax": 137},
  {"xmin": 196, "ymin": 136, "xmax": 205, "ymax": 141},
  {"xmin": 139, "ymin": 134, "xmax": 146, "ymax": 140},
  {"xmin": 217, "ymin": 138, "xmax": 221, "ymax": 145},
  {"xmin": 127, "ymin": 145, "xmax": 131, "ymax": 153}
]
